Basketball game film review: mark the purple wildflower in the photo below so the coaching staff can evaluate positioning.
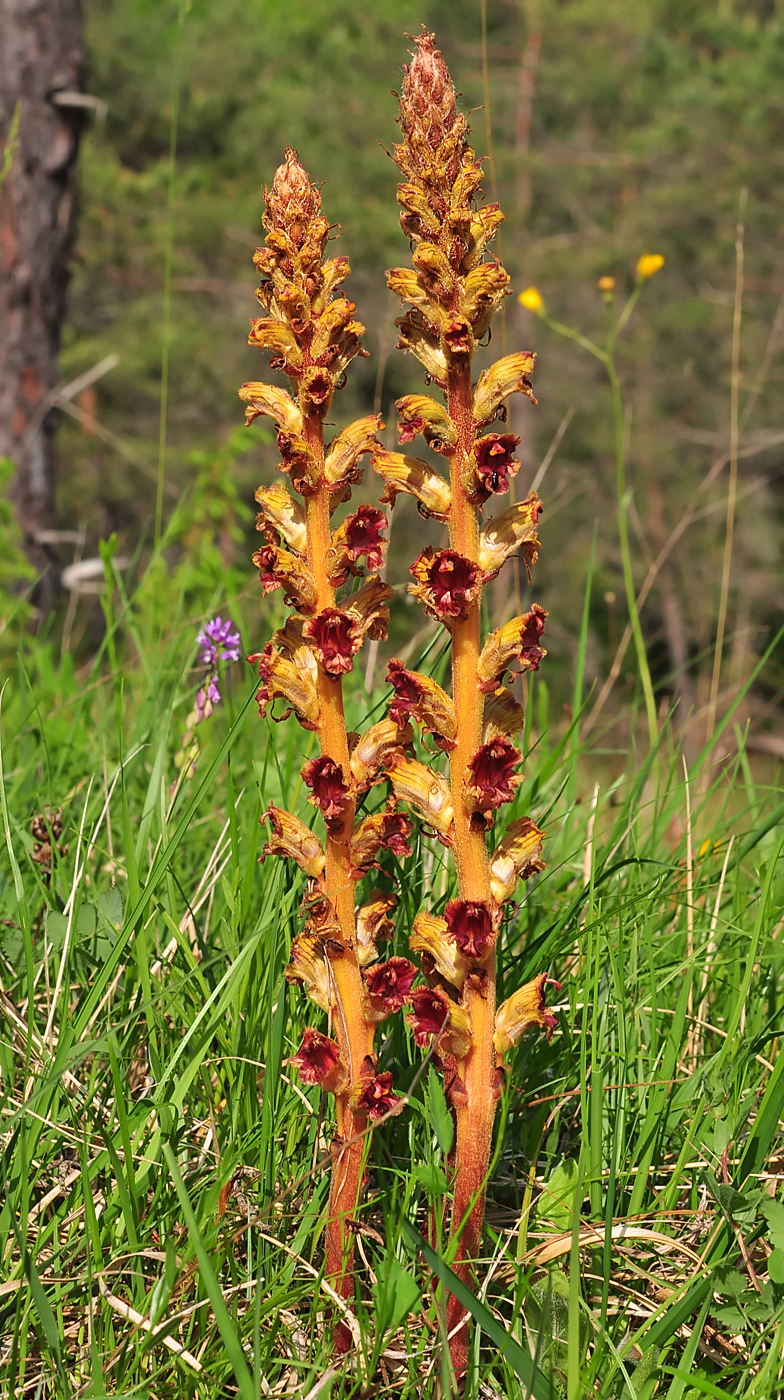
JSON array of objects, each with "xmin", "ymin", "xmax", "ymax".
[{"xmin": 196, "ymin": 616, "xmax": 241, "ymax": 668}]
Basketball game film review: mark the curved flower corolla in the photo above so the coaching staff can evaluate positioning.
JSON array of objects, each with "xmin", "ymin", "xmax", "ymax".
[
  {"xmin": 494, "ymin": 974, "xmax": 561, "ymax": 1051},
  {"xmin": 477, "ymin": 604, "xmax": 548, "ymax": 692}
]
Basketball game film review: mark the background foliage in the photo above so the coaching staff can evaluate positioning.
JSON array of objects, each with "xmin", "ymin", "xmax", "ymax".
[{"xmin": 55, "ymin": 0, "xmax": 784, "ymax": 736}]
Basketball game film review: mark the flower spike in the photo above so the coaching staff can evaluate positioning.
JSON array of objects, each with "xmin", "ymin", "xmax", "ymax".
[
  {"xmin": 243, "ymin": 145, "xmax": 411, "ymax": 1342},
  {"xmin": 384, "ymin": 29, "xmax": 558, "ymax": 1378}
]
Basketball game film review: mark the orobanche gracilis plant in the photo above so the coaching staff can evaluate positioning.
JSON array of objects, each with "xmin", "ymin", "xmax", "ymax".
[
  {"xmin": 241, "ymin": 148, "xmax": 413, "ymax": 1342},
  {"xmin": 242, "ymin": 29, "xmax": 559, "ymax": 1375}
]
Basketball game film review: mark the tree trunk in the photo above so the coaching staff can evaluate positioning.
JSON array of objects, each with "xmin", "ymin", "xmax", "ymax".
[{"xmin": 0, "ymin": 0, "xmax": 84, "ymax": 609}]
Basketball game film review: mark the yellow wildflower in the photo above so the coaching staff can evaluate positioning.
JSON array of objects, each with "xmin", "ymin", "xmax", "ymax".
[
  {"xmin": 636, "ymin": 253, "xmax": 665, "ymax": 282},
  {"xmin": 518, "ymin": 285, "xmax": 545, "ymax": 315}
]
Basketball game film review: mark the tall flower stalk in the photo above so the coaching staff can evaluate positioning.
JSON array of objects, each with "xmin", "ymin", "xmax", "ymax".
[
  {"xmin": 242, "ymin": 152, "xmax": 414, "ymax": 1344},
  {"xmin": 375, "ymin": 32, "xmax": 558, "ymax": 1378}
]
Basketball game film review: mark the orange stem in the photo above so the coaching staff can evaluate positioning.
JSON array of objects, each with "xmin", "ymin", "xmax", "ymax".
[
  {"xmin": 303, "ymin": 412, "xmax": 373, "ymax": 1341},
  {"xmin": 444, "ymin": 364, "xmax": 500, "ymax": 1374}
]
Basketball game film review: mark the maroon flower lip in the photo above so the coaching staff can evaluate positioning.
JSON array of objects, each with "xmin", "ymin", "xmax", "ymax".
[
  {"xmin": 409, "ymin": 548, "xmax": 480, "ymax": 621},
  {"xmin": 363, "ymin": 957, "xmax": 417, "ymax": 1014},
  {"xmin": 464, "ymin": 736, "xmax": 522, "ymax": 812},
  {"xmin": 343, "ymin": 505, "xmax": 388, "ymax": 570},
  {"xmin": 354, "ymin": 1069, "xmax": 404, "ymax": 1121},
  {"xmin": 518, "ymin": 604, "xmax": 547, "ymax": 667},
  {"xmin": 407, "ymin": 986, "xmax": 450, "ymax": 1046},
  {"xmin": 387, "ymin": 660, "xmax": 424, "ymax": 726},
  {"xmin": 444, "ymin": 899, "xmax": 495, "ymax": 959},
  {"xmin": 473, "ymin": 433, "xmax": 520, "ymax": 495},
  {"xmin": 293, "ymin": 1027, "xmax": 345, "ymax": 1092},
  {"xmin": 303, "ymin": 608, "xmax": 362, "ymax": 676},
  {"xmin": 301, "ymin": 755, "xmax": 351, "ymax": 823}
]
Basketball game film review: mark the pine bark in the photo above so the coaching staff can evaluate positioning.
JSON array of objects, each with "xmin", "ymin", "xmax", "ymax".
[{"xmin": 0, "ymin": 0, "xmax": 84, "ymax": 606}]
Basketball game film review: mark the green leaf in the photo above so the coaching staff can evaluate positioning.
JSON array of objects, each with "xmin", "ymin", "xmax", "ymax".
[
  {"xmin": 711, "ymin": 1305, "xmax": 745, "ymax": 1332},
  {"xmin": 427, "ymin": 1067, "xmax": 454, "ymax": 1157},
  {"xmin": 163, "ymin": 1144, "xmax": 255, "ymax": 1400},
  {"xmin": 46, "ymin": 910, "xmax": 68, "ymax": 950},
  {"xmin": 761, "ymin": 1199, "xmax": 784, "ymax": 1250},
  {"xmin": 372, "ymin": 1255, "xmax": 421, "ymax": 1335},
  {"xmin": 712, "ymin": 1264, "xmax": 746, "ymax": 1300},
  {"xmin": 538, "ymin": 1158, "xmax": 579, "ymax": 1233},
  {"xmin": 97, "ymin": 885, "xmax": 124, "ymax": 928},
  {"xmin": 711, "ymin": 1119, "xmax": 731, "ymax": 1157},
  {"xmin": 768, "ymin": 1248, "xmax": 784, "ymax": 1286},
  {"xmin": 76, "ymin": 903, "xmax": 96, "ymax": 939},
  {"xmin": 413, "ymin": 1162, "xmax": 448, "ymax": 1197},
  {"xmin": 402, "ymin": 1220, "xmax": 557, "ymax": 1399}
]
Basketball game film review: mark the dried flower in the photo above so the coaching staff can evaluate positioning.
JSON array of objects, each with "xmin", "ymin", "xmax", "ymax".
[
  {"xmin": 350, "ymin": 808, "xmax": 414, "ymax": 876},
  {"xmin": 303, "ymin": 609, "xmax": 362, "ymax": 676},
  {"xmin": 356, "ymin": 892, "xmax": 398, "ymax": 966},
  {"xmin": 407, "ymin": 986, "xmax": 472, "ymax": 1059},
  {"xmin": 326, "ymin": 505, "xmax": 388, "ymax": 585},
  {"xmin": 444, "ymin": 899, "xmax": 495, "ymax": 960},
  {"xmin": 387, "ymin": 660, "xmax": 456, "ymax": 751},
  {"xmin": 469, "ymin": 432, "xmax": 520, "ymax": 501},
  {"xmin": 352, "ymin": 1067, "xmax": 404, "ymax": 1121},
  {"xmin": 252, "ymin": 544, "xmax": 317, "ymax": 612}
]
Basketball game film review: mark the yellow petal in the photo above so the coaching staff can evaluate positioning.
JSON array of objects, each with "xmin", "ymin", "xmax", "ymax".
[
  {"xmin": 372, "ymin": 450, "xmax": 451, "ymax": 520},
  {"xmin": 636, "ymin": 253, "xmax": 664, "ymax": 281},
  {"xmin": 518, "ymin": 286, "xmax": 544, "ymax": 314},
  {"xmin": 472, "ymin": 352, "xmax": 537, "ymax": 429},
  {"xmin": 489, "ymin": 816, "xmax": 545, "ymax": 904}
]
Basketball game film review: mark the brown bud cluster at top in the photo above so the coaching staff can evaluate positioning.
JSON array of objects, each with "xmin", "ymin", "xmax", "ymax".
[{"xmin": 395, "ymin": 31, "xmax": 465, "ymax": 196}]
